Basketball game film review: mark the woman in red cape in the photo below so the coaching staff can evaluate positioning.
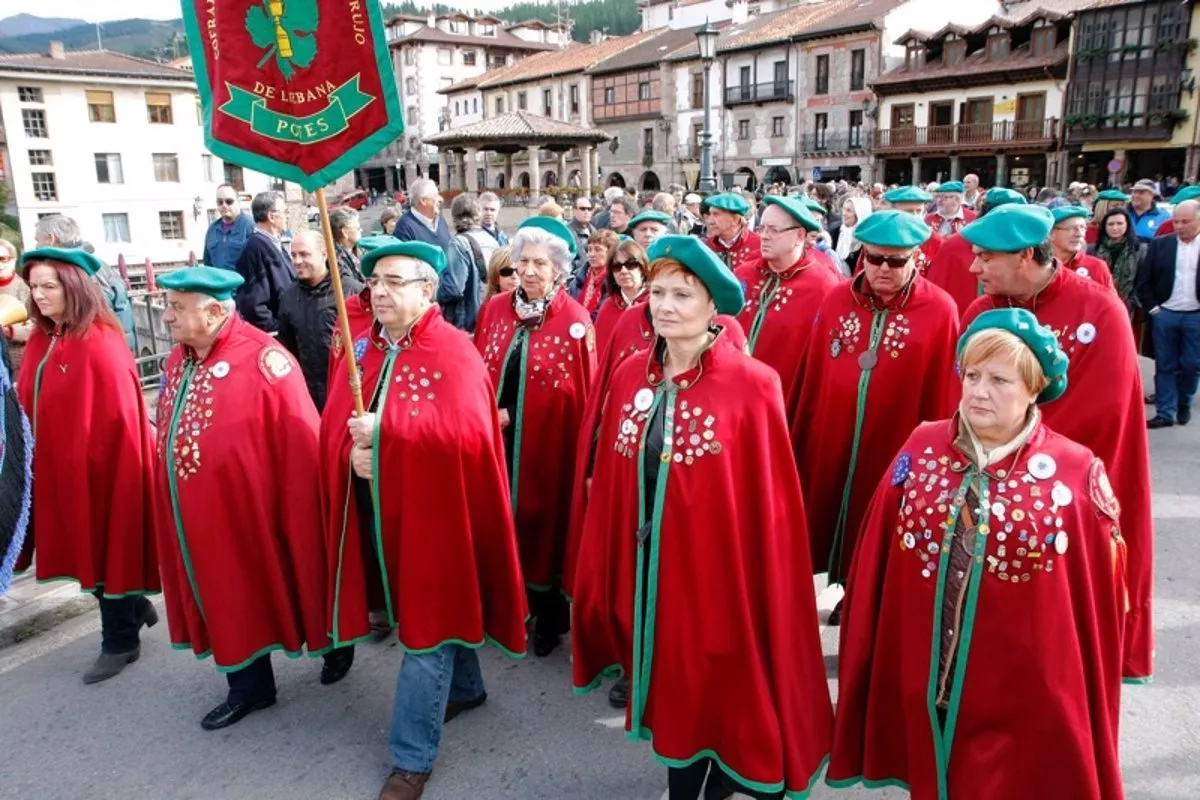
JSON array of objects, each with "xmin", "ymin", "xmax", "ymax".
[
  {"xmin": 829, "ymin": 309, "xmax": 1126, "ymax": 800},
  {"xmin": 16, "ymin": 247, "xmax": 159, "ymax": 684},
  {"xmin": 793, "ymin": 212, "xmax": 960, "ymax": 623},
  {"xmin": 574, "ymin": 228, "xmax": 618, "ymax": 317},
  {"xmin": 571, "ymin": 235, "xmax": 832, "ymax": 800},
  {"xmin": 592, "ymin": 237, "xmax": 648, "ymax": 357},
  {"xmin": 474, "ymin": 218, "xmax": 596, "ymax": 657}
]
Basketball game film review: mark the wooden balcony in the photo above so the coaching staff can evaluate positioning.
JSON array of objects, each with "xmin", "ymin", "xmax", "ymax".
[
  {"xmin": 724, "ymin": 80, "xmax": 795, "ymax": 107},
  {"xmin": 873, "ymin": 118, "xmax": 1060, "ymax": 153}
]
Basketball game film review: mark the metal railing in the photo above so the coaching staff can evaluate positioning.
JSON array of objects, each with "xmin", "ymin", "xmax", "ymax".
[
  {"xmin": 724, "ymin": 80, "xmax": 795, "ymax": 106},
  {"xmin": 874, "ymin": 118, "xmax": 1059, "ymax": 150},
  {"xmin": 799, "ymin": 130, "xmax": 867, "ymax": 152},
  {"xmin": 129, "ymin": 288, "xmax": 171, "ymax": 391}
]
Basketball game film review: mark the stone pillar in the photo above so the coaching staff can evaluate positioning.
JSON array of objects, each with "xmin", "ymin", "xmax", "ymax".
[
  {"xmin": 1112, "ymin": 148, "xmax": 1127, "ymax": 186},
  {"xmin": 439, "ymin": 152, "xmax": 451, "ymax": 191},
  {"xmin": 910, "ymin": 156, "xmax": 922, "ymax": 184},
  {"xmin": 949, "ymin": 155, "xmax": 961, "ymax": 180},
  {"xmin": 1045, "ymin": 152, "xmax": 1057, "ymax": 188},
  {"xmin": 528, "ymin": 145, "xmax": 541, "ymax": 203},
  {"xmin": 582, "ymin": 147, "xmax": 593, "ymax": 197},
  {"xmin": 995, "ymin": 153, "xmax": 1008, "ymax": 187},
  {"xmin": 465, "ymin": 147, "xmax": 480, "ymax": 192},
  {"xmin": 504, "ymin": 154, "xmax": 514, "ymax": 190},
  {"xmin": 557, "ymin": 151, "xmax": 568, "ymax": 190}
]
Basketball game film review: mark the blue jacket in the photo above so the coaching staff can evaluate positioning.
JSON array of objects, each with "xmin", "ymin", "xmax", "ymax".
[
  {"xmin": 234, "ymin": 230, "xmax": 297, "ymax": 333},
  {"xmin": 202, "ymin": 213, "xmax": 254, "ymax": 271},
  {"xmin": 441, "ymin": 233, "xmax": 484, "ymax": 332},
  {"xmin": 392, "ymin": 209, "xmax": 453, "ymax": 250},
  {"xmin": 1129, "ymin": 205, "xmax": 1171, "ymax": 243}
]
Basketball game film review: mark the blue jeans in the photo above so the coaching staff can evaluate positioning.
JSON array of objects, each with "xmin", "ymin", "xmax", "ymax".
[
  {"xmin": 388, "ymin": 645, "xmax": 485, "ymax": 773},
  {"xmin": 1152, "ymin": 308, "xmax": 1200, "ymax": 419}
]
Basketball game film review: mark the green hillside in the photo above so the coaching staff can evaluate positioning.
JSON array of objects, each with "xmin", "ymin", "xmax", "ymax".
[{"xmin": 0, "ymin": 18, "xmax": 186, "ymax": 61}]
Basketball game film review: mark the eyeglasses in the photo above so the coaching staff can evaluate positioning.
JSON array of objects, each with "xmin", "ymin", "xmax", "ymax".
[
  {"xmin": 498, "ymin": 267, "xmax": 517, "ymax": 277},
  {"xmin": 0, "ymin": 255, "xmax": 12, "ymax": 263},
  {"xmin": 862, "ymin": 250, "xmax": 915, "ymax": 269},
  {"xmin": 216, "ymin": 198, "xmax": 236, "ymax": 205},
  {"xmin": 576, "ymin": 205, "xmax": 593, "ymax": 211},
  {"xmin": 367, "ymin": 276, "xmax": 429, "ymax": 291},
  {"xmin": 611, "ymin": 260, "xmax": 642, "ymax": 272},
  {"xmin": 759, "ymin": 224, "xmax": 801, "ymax": 237}
]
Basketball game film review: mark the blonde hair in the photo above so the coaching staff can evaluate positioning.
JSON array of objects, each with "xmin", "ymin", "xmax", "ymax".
[
  {"xmin": 959, "ymin": 328, "xmax": 1049, "ymax": 396},
  {"xmin": 484, "ymin": 245, "xmax": 514, "ymax": 301},
  {"xmin": 538, "ymin": 202, "xmax": 564, "ymax": 220}
]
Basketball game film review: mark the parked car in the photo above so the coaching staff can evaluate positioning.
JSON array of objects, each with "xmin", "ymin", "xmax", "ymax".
[{"xmin": 340, "ymin": 190, "xmax": 369, "ymax": 210}]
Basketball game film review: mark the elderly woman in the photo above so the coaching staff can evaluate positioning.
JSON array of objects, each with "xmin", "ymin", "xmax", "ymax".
[
  {"xmin": 793, "ymin": 211, "xmax": 960, "ymax": 625},
  {"xmin": 834, "ymin": 197, "xmax": 874, "ymax": 276},
  {"xmin": 15, "ymin": 247, "xmax": 158, "ymax": 683},
  {"xmin": 593, "ymin": 238, "xmax": 648, "ymax": 356},
  {"xmin": 321, "ymin": 242, "xmax": 528, "ymax": 800},
  {"xmin": 569, "ymin": 235, "xmax": 832, "ymax": 800},
  {"xmin": 473, "ymin": 217, "xmax": 595, "ymax": 657},
  {"xmin": 1089, "ymin": 208, "xmax": 1143, "ymax": 310},
  {"xmin": 573, "ymin": 228, "xmax": 619, "ymax": 317},
  {"xmin": 379, "ymin": 205, "xmax": 401, "ymax": 236},
  {"xmin": 829, "ymin": 308, "xmax": 1126, "ymax": 799},
  {"xmin": 0, "ymin": 238, "xmax": 32, "ymax": 371}
]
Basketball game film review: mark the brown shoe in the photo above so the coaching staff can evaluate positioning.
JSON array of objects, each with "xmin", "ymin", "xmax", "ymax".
[{"xmin": 378, "ymin": 768, "xmax": 429, "ymax": 800}]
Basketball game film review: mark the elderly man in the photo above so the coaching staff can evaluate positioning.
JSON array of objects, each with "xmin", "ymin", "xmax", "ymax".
[
  {"xmin": 203, "ymin": 185, "xmax": 254, "ymax": 271},
  {"xmin": 393, "ymin": 179, "xmax": 452, "ymax": 251},
  {"xmin": 154, "ymin": 266, "xmax": 354, "ymax": 730},
  {"xmin": 652, "ymin": 191, "xmax": 678, "ymax": 230},
  {"xmin": 478, "ymin": 191, "xmax": 508, "ymax": 246},
  {"xmin": 321, "ymin": 242, "xmax": 528, "ymax": 800},
  {"xmin": 234, "ymin": 191, "xmax": 296, "ymax": 333},
  {"xmin": 679, "ymin": 192, "xmax": 704, "ymax": 236},
  {"xmin": 961, "ymin": 204, "xmax": 1154, "ymax": 683},
  {"xmin": 278, "ymin": 231, "xmax": 364, "ymax": 411},
  {"xmin": 1137, "ymin": 199, "xmax": 1200, "ymax": 429},
  {"xmin": 626, "ymin": 210, "xmax": 671, "ymax": 249},
  {"xmin": 925, "ymin": 180, "xmax": 977, "ymax": 237},
  {"xmin": 735, "ymin": 197, "xmax": 837, "ymax": 420},
  {"xmin": 703, "ymin": 192, "xmax": 761, "ymax": 272},
  {"xmin": 590, "ymin": 186, "xmax": 622, "ymax": 230},
  {"xmin": 962, "ymin": 173, "xmax": 982, "ymax": 210},
  {"xmin": 330, "ymin": 206, "xmax": 364, "ymax": 282},
  {"xmin": 1049, "ymin": 206, "xmax": 1114, "ymax": 287},
  {"xmin": 793, "ymin": 211, "xmax": 960, "ymax": 625},
  {"xmin": 1128, "ymin": 178, "xmax": 1171, "ymax": 242},
  {"xmin": 883, "ymin": 185, "xmax": 944, "ymax": 270}
]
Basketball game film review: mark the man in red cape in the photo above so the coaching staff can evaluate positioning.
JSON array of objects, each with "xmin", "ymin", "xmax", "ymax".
[
  {"xmin": 923, "ymin": 181, "xmax": 977, "ymax": 237},
  {"xmin": 926, "ymin": 187, "xmax": 1028, "ymax": 315},
  {"xmin": 736, "ymin": 196, "xmax": 839, "ymax": 420},
  {"xmin": 793, "ymin": 211, "xmax": 960, "ymax": 624},
  {"xmin": 703, "ymin": 192, "xmax": 761, "ymax": 273},
  {"xmin": 321, "ymin": 243, "xmax": 528, "ymax": 800},
  {"xmin": 1050, "ymin": 205, "xmax": 1116, "ymax": 288},
  {"xmin": 960, "ymin": 204, "xmax": 1154, "ymax": 681},
  {"xmin": 154, "ymin": 267, "xmax": 352, "ymax": 731},
  {"xmin": 883, "ymin": 185, "xmax": 944, "ymax": 274}
]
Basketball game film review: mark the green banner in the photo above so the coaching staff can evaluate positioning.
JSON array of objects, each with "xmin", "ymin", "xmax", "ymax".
[{"xmin": 218, "ymin": 75, "xmax": 374, "ymax": 145}]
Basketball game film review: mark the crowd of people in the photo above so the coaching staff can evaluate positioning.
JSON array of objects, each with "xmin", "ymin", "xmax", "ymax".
[{"xmin": 1, "ymin": 164, "xmax": 1191, "ymax": 800}]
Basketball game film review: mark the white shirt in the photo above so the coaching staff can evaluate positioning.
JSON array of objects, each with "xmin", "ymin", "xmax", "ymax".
[
  {"xmin": 1164, "ymin": 235, "xmax": 1200, "ymax": 312},
  {"xmin": 411, "ymin": 207, "xmax": 441, "ymax": 234}
]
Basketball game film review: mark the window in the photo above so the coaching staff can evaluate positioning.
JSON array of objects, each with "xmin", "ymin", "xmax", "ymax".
[
  {"xmin": 691, "ymin": 72, "xmax": 703, "ymax": 109},
  {"xmin": 479, "ymin": 23, "xmax": 496, "ymax": 36},
  {"xmin": 223, "ymin": 162, "xmax": 245, "ymax": 191},
  {"xmin": 405, "ymin": 77, "xmax": 417, "ymax": 95},
  {"xmin": 738, "ymin": 119, "xmax": 750, "ymax": 139},
  {"xmin": 474, "ymin": 98, "xmax": 479, "ymax": 113},
  {"xmin": 850, "ymin": 49, "xmax": 865, "ymax": 91},
  {"xmin": 195, "ymin": 96, "xmax": 203, "ymax": 125},
  {"xmin": 905, "ymin": 44, "xmax": 926, "ymax": 70},
  {"xmin": 495, "ymin": 96, "xmax": 504, "ymax": 114},
  {"xmin": 463, "ymin": 50, "xmax": 476, "ymax": 66},
  {"xmin": 987, "ymin": 32, "xmax": 1010, "ymax": 60},
  {"xmin": 102, "ymin": 213, "xmax": 131, "ymax": 243},
  {"xmin": 944, "ymin": 39, "xmax": 966, "ymax": 66},
  {"xmin": 202, "ymin": 153, "xmax": 217, "ymax": 182},
  {"xmin": 739, "ymin": 66, "xmax": 751, "ymax": 88},
  {"xmin": 642, "ymin": 127, "xmax": 653, "ymax": 157},
  {"xmin": 159, "ymin": 211, "xmax": 185, "ymax": 240},
  {"xmin": 815, "ymin": 55, "xmax": 829, "ymax": 95},
  {"xmin": 22, "ymin": 109, "xmax": 47, "ymax": 138},
  {"xmin": 31, "ymin": 172, "xmax": 57, "ymax": 201},
  {"xmin": 849, "ymin": 109, "xmax": 863, "ymax": 147},
  {"xmin": 771, "ymin": 116, "xmax": 784, "ymax": 137},
  {"xmin": 18, "ymin": 86, "xmax": 43, "ymax": 103},
  {"xmin": 95, "ymin": 153, "xmax": 124, "ymax": 184},
  {"xmin": 86, "ymin": 90, "xmax": 115, "ymax": 123},
  {"xmin": 152, "ymin": 153, "xmax": 179, "ymax": 182},
  {"xmin": 638, "ymin": 81, "xmax": 651, "ymax": 100},
  {"xmin": 455, "ymin": 101, "xmax": 461, "ymax": 115},
  {"xmin": 437, "ymin": 48, "xmax": 452, "ymax": 66},
  {"xmin": 570, "ymin": 83, "xmax": 579, "ymax": 114},
  {"xmin": 448, "ymin": 20, "xmax": 466, "ymax": 34},
  {"xmin": 543, "ymin": 88, "xmax": 552, "ymax": 114},
  {"xmin": 489, "ymin": 54, "xmax": 506, "ymax": 68},
  {"xmin": 28, "ymin": 149, "xmax": 52, "ymax": 165},
  {"xmin": 146, "ymin": 92, "xmax": 173, "ymax": 124},
  {"xmin": 1032, "ymin": 25, "xmax": 1056, "ymax": 57},
  {"xmin": 604, "ymin": 86, "xmax": 615, "ymax": 104},
  {"xmin": 403, "ymin": 48, "xmax": 415, "ymax": 66},
  {"xmin": 814, "ymin": 112, "xmax": 828, "ymax": 148},
  {"xmin": 407, "ymin": 105, "xmax": 418, "ymax": 124},
  {"xmin": 517, "ymin": 91, "xmax": 527, "ymax": 110}
]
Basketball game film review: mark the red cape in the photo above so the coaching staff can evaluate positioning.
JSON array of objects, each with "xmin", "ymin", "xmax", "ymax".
[
  {"xmin": 571, "ymin": 334, "xmax": 832, "ymax": 793},
  {"xmin": 1064, "ymin": 251, "xmax": 1115, "ymax": 289},
  {"xmin": 706, "ymin": 228, "xmax": 762, "ymax": 273},
  {"xmin": 793, "ymin": 274, "xmax": 960, "ymax": 582},
  {"xmin": 963, "ymin": 267, "xmax": 1154, "ymax": 680},
  {"xmin": 925, "ymin": 232, "xmax": 980, "ymax": 316},
  {"xmin": 864, "ymin": 233, "xmax": 942, "ymax": 278},
  {"xmin": 829, "ymin": 419, "xmax": 1126, "ymax": 799},
  {"xmin": 1155, "ymin": 218, "xmax": 1175, "ymax": 238},
  {"xmin": 321, "ymin": 308, "xmax": 528, "ymax": 654},
  {"xmin": 578, "ymin": 268, "xmax": 607, "ymax": 317},
  {"xmin": 327, "ymin": 287, "xmax": 373, "ymax": 378},
  {"xmin": 736, "ymin": 252, "xmax": 840, "ymax": 420},
  {"xmin": 593, "ymin": 290, "xmax": 646, "ymax": 359},
  {"xmin": 474, "ymin": 289, "xmax": 596, "ymax": 588},
  {"xmin": 924, "ymin": 209, "xmax": 977, "ymax": 235},
  {"xmin": 154, "ymin": 316, "xmax": 331, "ymax": 670},
  {"xmin": 15, "ymin": 325, "xmax": 158, "ymax": 595}
]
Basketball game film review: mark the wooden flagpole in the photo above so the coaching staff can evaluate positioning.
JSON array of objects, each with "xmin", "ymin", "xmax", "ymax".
[{"xmin": 316, "ymin": 187, "xmax": 365, "ymax": 416}]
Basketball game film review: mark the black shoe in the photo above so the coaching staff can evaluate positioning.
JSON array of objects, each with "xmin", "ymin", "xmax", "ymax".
[
  {"xmin": 1147, "ymin": 415, "xmax": 1176, "ymax": 429},
  {"xmin": 200, "ymin": 696, "xmax": 276, "ymax": 730},
  {"xmin": 1179, "ymin": 406, "xmax": 1192, "ymax": 425},
  {"xmin": 320, "ymin": 647, "xmax": 355, "ymax": 685},
  {"xmin": 608, "ymin": 677, "xmax": 630, "ymax": 709},
  {"xmin": 139, "ymin": 601, "xmax": 159, "ymax": 630},
  {"xmin": 827, "ymin": 599, "xmax": 844, "ymax": 626},
  {"xmin": 1145, "ymin": 393, "xmax": 1156, "ymax": 405},
  {"xmin": 444, "ymin": 691, "xmax": 487, "ymax": 723},
  {"xmin": 368, "ymin": 610, "xmax": 394, "ymax": 642},
  {"xmin": 82, "ymin": 648, "xmax": 140, "ymax": 684},
  {"xmin": 532, "ymin": 631, "xmax": 562, "ymax": 658}
]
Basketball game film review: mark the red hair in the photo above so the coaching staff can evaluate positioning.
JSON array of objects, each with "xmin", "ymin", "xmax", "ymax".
[{"xmin": 24, "ymin": 259, "xmax": 121, "ymax": 337}]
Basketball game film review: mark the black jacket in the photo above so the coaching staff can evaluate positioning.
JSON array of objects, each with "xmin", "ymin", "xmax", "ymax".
[
  {"xmin": 235, "ymin": 230, "xmax": 297, "ymax": 332},
  {"xmin": 1135, "ymin": 233, "xmax": 1200, "ymax": 311},
  {"xmin": 277, "ymin": 268, "xmax": 365, "ymax": 411}
]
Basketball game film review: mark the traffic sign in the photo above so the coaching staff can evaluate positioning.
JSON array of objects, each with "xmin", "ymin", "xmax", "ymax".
[
  {"xmin": 1108, "ymin": 159, "xmax": 1124, "ymax": 174},
  {"xmin": 811, "ymin": 167, "xmax": 822, "ymax": 181}
]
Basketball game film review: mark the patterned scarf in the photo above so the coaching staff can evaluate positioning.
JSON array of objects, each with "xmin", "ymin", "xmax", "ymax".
[{"xmin": 513, "ymin": 285, "xmax": 559, "ymax": 325}]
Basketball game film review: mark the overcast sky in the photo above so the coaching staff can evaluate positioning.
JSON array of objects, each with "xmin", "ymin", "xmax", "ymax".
[{"xmin": 31, "ymin": 0, "xmax": 514, "ymax": 24}]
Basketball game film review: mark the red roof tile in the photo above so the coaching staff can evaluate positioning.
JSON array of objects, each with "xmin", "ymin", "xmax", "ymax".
[{"xmin": 0, "ymin": 49, "xmax": 192, "ymax": 81}]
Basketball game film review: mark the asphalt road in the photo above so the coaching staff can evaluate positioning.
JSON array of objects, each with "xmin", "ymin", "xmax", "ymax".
[{"xmin": 1, "ymin": 368, "xmax": 1197, "ymax": 800}]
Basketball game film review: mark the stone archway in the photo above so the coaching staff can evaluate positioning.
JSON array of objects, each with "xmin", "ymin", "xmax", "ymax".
[
  {"xmin": 607, "ymin": 172, "xmax": 626, "ymax": 188},
  {"xmin": 640, "ymin": 170, "xmax": 661, "ymax": 191},
  {"xmin": 520, "ymin": 171, "xmax": 531, "ymax": 190},
  {"xmin": 734, "ymin": 166, "xmax": 758, "ymax": 192},
  {"xmin": 764, "ymin": 165, "xmax": 792, "ymax": 185},
  {"xmin": 542, "ymin": 170, "xmax": 558, "ymax": 188},
  {"xmin": 496, "ymin": 173, "xmax": 506, "ymax": 189},
  {"xmin": 568, "ymin": 169, "xmax": 582, "ymax": 187}
]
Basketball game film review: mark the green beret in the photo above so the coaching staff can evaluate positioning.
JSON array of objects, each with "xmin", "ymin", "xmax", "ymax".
[
  {"xmin": 960, "ymin": 205, "xmax": 1053, "ymax": 253},
  {"xmin": 517, "ymin": 216, "xmax": 577, "ymax": 257},
  {"xmin": 883, "ymin": 185, "xmax": 932, "ymax": 204},
  {"xmin": 936, "ymin": 180, "xmax": 965, "ymax": 194},
  {"xmin": 360, "ymin": 242, "xmax": 447, "ymax": 278},
  {"xmin": 627, "ymin": 210, "xmax": 673, "ymax": 231},
  {"xmin": 761, "ymin": 197, "xmax": 821, "ymax": 231},
  {"xmin": 647, "ymin": 235, "xmax": 744, "ymax": 315},
  {"xmin": 1173, "ymin": 185, "xmax": 1200, "ymax": 204},
  {"xmin": 1051, "ymin": 206, "xmax": 1089, "ymax": 225},
  {"xmin": 700, "ymin": 193, "xmax": 750, "ymax": 216},
  {"xmin": 157, "ymin": 266, "xmax": 245, "ymax": 301},
  {"xmin": 853, "ymin": 209, "xmax": 932, "ymax": 248},
  {"xmin": 358, "ymin": 235, "xmax": 396, "ymax": 253},
  {"xmin": 982, "ymin": 187, "xmax": 1027, "ymax": 211},
  {"xmin": 20, "ymin": 246, "xmax": 103, "ymax": 278},
  {"xmin": 798, "ymin": 196, "xmax": 828, "ymax": 217},
  {"xmin": 958, "ymin": 308, "xmax": 1068, "ymax": 403},
  {"xmin": 1096, "ymin": 189, "xmax": 1129, "ymax": 202}
]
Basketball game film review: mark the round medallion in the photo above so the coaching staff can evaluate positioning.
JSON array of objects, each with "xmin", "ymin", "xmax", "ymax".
[
  {"xmin": 1077, "ymin": 267, "xmax": 1091, "ymax": 279},
  {"xmin": 903, "ymin": 532, "xmax": 916, "ymax": 549},
  {"xmin": 634, "ymin": 387, "xmax": 654, "ymax": 412},
  {"xmin": 1076, "ymin": 322, "xmax": 1096, "ymax": 344},
  {"xmin": 211, "ymin": 361, "xmax": 230, "ymax": 378},
  {"xmin": 1051, "ymin": 483, "xmax": 1073, "ymax": 507},
  {"xmin": 1028, "ymin": 453, "xmax": 1057, "ymax": 480},
  {"xmin": 621, "ymin": 419, "xmax": 635, "ymax": 435},
  {"xmin": 569, "ymin": 322, "xmax": 587, "ymax": 340},
  {"xmin": 858, "ymin": 350, "xmax": 879, "ymax": 370},
  {"xmin": 1055, "ymin": 531, "xmax": 1069, "ymax": 555}
]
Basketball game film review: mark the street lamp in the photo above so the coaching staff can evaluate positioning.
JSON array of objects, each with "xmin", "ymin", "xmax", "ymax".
[{"xmin": 696, "ymin": 20, "xmax": 719, "ymax": 192}]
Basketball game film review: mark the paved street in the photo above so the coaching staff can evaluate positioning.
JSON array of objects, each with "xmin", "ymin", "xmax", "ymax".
[{"xmin": 1, "ymin": 365, "xmax": 1198, "ymax": 800}]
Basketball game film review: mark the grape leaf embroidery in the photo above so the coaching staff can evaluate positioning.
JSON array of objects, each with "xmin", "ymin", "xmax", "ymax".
[{"xmin": 245, "ymin": 0, "xmax": 319, "ymax": 82}]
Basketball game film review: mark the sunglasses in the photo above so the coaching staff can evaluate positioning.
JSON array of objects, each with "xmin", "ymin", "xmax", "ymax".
[
  {"xmin": 498, "ymin": 267, "xmax": 517, "ymax": 277},
  {"xmin": 216, "ymin": 198, "xmax": 237, "ymax": 205},
  {"xmin": 577, "ymin": 205, "xmax": 593, "ymax": 211},
  {"xmin": 862, "ymin": 250, "xmax": 915, "ymax": 269},
  {"xmin": 611, "ymin": 260, "xmax": 642, "ymax": 272}
]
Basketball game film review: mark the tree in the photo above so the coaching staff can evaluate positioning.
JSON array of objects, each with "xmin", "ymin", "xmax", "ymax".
[{"xmin": 382, "ymin": 0, "xmax": 640, "ymax": 42}]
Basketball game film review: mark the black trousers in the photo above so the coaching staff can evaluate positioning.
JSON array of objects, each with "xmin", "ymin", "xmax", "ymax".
[
  {"xmin": 667, "ymin": 758, "xmax": 785, "ymax": 800},
  {"xmin": 225, "ymin": 654, "xmax": 277, "ymax": 705},
  {"xmin": 94, "ymin": 592, "xmax": 150, "ymax": 655},
  {"xmin": 527, "ymin": 588, "xmax": 569, "ymax": 637}
]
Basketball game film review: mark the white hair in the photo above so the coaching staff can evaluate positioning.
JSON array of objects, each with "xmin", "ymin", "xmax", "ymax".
[
  {"xmin": 410, "ymin": 178, "xmax": 438, "ymax": 204},
  {"xmin": 511, "ymin": 228, "xmax": 572, "ymax": 276},
  {"xmin": 603, "ymin": 187, "xmax": 624, "ymax": 204}
]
